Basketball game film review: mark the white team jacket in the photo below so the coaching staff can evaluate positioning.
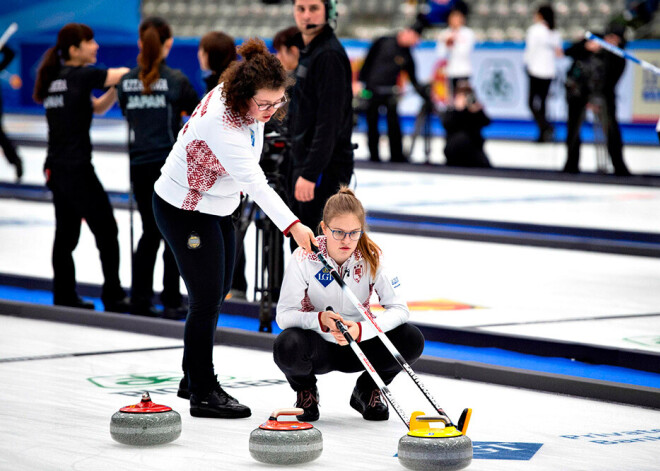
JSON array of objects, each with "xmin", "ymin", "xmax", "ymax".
[
  {"xmin": 524, "ymin": 23, "xmax": 561, "ymax": 79},
  {"xmin": 154, "ymin": 83, "xmax": 298, "ymax": 233},
  {"xmin": 436, "ymin": 26, "xmax": 475, "ymax": 79},
  {"xmin": 276, "ymin": 236, "xmax": 410, "ymax": 344}
]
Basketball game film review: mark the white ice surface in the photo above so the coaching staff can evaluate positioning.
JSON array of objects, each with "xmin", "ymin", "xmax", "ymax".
[{"xmin": 0, "ymin": 315, "xmax": 659, "ymax": 471}]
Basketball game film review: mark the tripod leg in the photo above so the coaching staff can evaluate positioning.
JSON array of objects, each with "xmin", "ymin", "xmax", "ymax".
[
  {"xmin": 423, "ymin": 104, "xmax": 432, "ymax": 164},
  {"xmin": 407, "ymin": 108, "xmax": 428, "ymax": 159},
  {"xmin": 257, "ymin": 218, "xmax": 276, "ymax": 333},
  {"xmin": 592, "ymin": 101, "xmax": 609, "ymax": 174},
  {"xmin": 129, "ymin": 182, "xmax": 135, "ymax": 278}
]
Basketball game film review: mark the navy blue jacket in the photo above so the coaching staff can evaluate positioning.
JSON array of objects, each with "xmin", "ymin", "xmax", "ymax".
[{"xmin": 118, "ymin": 63, "xmax": 199, "ymax": 166}]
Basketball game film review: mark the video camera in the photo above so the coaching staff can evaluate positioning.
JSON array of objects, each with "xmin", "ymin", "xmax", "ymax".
[{"xmin": 260, "ymin": 123, "xmax": 290, "ymax": 200}]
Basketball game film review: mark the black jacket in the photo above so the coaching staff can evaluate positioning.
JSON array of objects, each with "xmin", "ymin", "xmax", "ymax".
[
  {"xmin": 564, "ymin": 38, "xmax": 626, "ymax": 101},
  {"xmin": 204, "ymin": 73, "xmax": 220, "ymax": 94},
  {"xmin": 358, "ymin": 35, "xmax": 422, "ymax": 96},
  {"xmin": 117, "ymin": 63, "xmax": 199, "ymax": 166},
  {"xmin": 443, "ymin": 107, "xmax": 490, "ymax": 149},
  {"xmin": 289, "ymin": 26, "xmax": 354, "ymax": 183}
]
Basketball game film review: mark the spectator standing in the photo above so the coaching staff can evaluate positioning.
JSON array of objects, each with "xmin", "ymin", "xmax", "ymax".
[
  {"xmin": 524, "ymin": 4, "xmax": 562, "ymax": 143},
  {"xmin": 435, "ymin": 0, "xmax": 474, "ymax": 95},
  {"xmin": 358, "ymin": 25, "xmax": 426, "ymax": 163}
]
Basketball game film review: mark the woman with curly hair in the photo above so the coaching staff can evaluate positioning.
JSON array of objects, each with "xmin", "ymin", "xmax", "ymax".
[{"xmin": 153, "ymin": 37, "xmax": 316, "ymax": 419}]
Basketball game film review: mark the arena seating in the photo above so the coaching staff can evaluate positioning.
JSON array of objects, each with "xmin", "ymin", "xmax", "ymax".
[{"xmin": 140, "ymin": 0, "xmax": 640, "ymax": 42}]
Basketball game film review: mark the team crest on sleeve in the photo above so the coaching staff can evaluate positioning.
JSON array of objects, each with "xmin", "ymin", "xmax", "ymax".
[
  {"xmin": 391, "ymin": 277, "xmax": 401, "ymax": 289},
  {"xmin": 250, "ymin": 128, "xmax": 255, "ymax": 147},
  {"xmin": 315, "ymin": 267, "xmax": 334, "ymax": 288},
  {"xmin": 353, "ymin": 264, "xmax": 363, "ymax": 283}
]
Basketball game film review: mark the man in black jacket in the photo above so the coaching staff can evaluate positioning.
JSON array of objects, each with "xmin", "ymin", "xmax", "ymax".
[
  {"xmin": 288, "ymin": 0, "xmax": 354, "ymax": 234},
  {"xmin": 358, "ymin": 26, "xmax": 426, "ymax": 163},
  {"xmin": 563, "ymin": 22, "xmax": 630, "ymax": 176}
]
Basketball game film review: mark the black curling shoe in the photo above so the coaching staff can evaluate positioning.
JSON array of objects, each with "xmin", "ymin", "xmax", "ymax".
[
  {"xmin": 177, "ymin": 376, "xmax": 190, "ymax": 399},
  {"xmin": 350, "ymin": 386, "xmax": 389, "ymax": 421},
  {"xmin": 190, "ymin": 387, "xmax": 251, "ymax": 419},
  {"xmin": 295, "ymin": 386, "xmax": 320, "ymax": 422},
  {"xmin": 55, "ymin": 297, "xmax": 95, "ymax": 310},
  {"xmin": 103, "ymin": 296, "xmax": 131, "ymax": 313}
]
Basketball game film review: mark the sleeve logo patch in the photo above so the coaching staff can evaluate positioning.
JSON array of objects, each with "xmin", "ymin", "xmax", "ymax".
[
  {"xmin": 392, "ymin": 277, "xmax": 400, "ymax": 289},
  {"xmin": 315, "ymin": 267, "xmax": 334, "ymax": 288},
  {"xmin": 250, "ymin": 128, "xmax": 255, "ymax": 147}
]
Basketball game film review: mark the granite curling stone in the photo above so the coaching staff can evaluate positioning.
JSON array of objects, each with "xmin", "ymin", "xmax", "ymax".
[
  {"xmin": 249, "ymin": 408, "xmax": 323, "ymax": 464},
  {"xmin": 110, "ymin": 392, "xmax": 182, "ymax": 446},
  {"xmin": 398, "ymin": 411, "xmax": 473, "ymax": 471}
]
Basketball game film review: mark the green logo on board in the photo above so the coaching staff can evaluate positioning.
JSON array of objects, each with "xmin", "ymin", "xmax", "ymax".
[
  {"xmin": 623, "ymin": 336, "xmax": 660, "ymax": 349},
  {"xmin": 87, "ymin": 371, "xmax": 286, "ymax": 397},
  {"xmin": 87, "ymin": 372, "xmax": 182, "ymax": 389}
]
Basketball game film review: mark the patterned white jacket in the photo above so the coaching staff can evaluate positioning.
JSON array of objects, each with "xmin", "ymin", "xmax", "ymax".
[
  {"xmin": 154, "ymin": 83, "xmax": 298, "ymax": 233},
  {"xmin": 276, "ymin": 236, "xmax": 410, "ymax": 343}
]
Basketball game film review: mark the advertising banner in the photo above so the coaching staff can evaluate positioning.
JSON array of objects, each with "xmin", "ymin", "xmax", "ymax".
[
  {"xmin": 347, "ymin": 40, "xmax": 640, "ymax": 124},
  {"xmin": 631, "ymin": 50, "xmax": 660, "ymax": 122}
]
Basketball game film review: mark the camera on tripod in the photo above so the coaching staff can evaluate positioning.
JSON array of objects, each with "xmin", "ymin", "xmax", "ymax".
[
  {"xmin": 234, "ymin": 124, "xmax": 290, "ymax": 333},
  {"xmin": 260, "ymin": 128, "xmax": 289, "ymax": 188}
]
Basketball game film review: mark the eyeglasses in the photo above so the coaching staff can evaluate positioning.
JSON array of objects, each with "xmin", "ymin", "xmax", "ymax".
[
  {"xmin": 327, "ymin": 227, "xmax": 363, "ymax": 241},
  {"xmin": 252, "ymin": 95, "xmax": 287, "ymax": 111}
]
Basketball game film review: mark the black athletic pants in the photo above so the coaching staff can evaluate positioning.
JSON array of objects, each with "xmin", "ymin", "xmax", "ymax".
[
  {"xmin": 153, "ymin": 193, "xmax": 235, "ymax": 396},
  {"xmin": 289, "ymin": 165, "xmax": 352, "ymax": 242},
  {"xmin": 527, "ymin": 74, "xmax": 553, "ymax": 136},
  {"xmin": 273, "ymin": 323, "xmax": 425, "ymax": 392},
  {"xmin": 564, "ymin": 95, "xmax": 629, "ymax": 176},
  {"xmin": 366, "ymin": 93, "xmax": 404, "ymax": 162},
  {"xmin": 46, "ymin": 164, "xmax": 125, "ymax": 305},
  {"xmin": 130, "ymin": 161, "xmax": 181, "ymax": 308}
]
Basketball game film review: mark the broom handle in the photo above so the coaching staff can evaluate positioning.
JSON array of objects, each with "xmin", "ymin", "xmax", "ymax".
[
  {"xmin": 585, "ymin": 31, "xmax": 660, "ymax": 76},
  {"xmin": 313, "ymin": 245, "xmax": 453, "ymax": 426},
  {"xmin": 332, "ymin": 316, "xmax": 410, "ymax": 429},
  {"xmin": 0, "ymin": 23, "xmax": 17, "ymax": 50}
]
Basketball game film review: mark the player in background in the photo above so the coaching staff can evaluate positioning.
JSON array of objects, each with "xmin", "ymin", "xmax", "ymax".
[
  {"xmin": 33, "ymin": 23, "xmax": 130, "ymax": 311},
  {"xmin": 117, "ymin": 16, "xmax": 199, "ymax": 318}
]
